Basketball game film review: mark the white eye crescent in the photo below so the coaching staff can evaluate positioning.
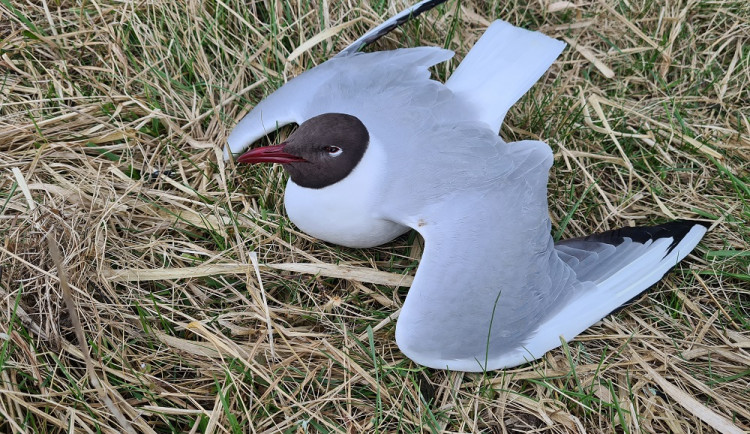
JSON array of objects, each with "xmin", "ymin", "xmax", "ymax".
[{"xmin": 324, "ymin": 146, "xmax": 343, "ymax": 157}]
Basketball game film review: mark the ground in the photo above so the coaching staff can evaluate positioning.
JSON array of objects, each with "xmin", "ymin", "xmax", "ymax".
[{"xmin": 0, "ymin": 0, "xmax": 748, "ymax": 433}]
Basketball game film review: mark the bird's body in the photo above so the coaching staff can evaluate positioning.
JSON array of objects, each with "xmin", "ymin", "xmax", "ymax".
[{"xmin": 228, "ymin": 2, "xmax": 708, "ymax": 371}]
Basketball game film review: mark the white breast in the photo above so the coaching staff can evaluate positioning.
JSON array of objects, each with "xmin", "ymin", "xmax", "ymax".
[{"xmin": 284, "ymin": 139, "xmax": 409, "ymax": 248}]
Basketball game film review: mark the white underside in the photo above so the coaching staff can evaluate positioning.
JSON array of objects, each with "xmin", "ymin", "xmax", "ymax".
[
  {"xmin": 409, "ymin": 224, "xmax": 707, "ymax": 371},
  {"xmin": 284, "ymin": 140, "xmax": 408, "ymax": 248}
]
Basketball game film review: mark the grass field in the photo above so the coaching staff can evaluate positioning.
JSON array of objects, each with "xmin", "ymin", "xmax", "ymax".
[{"xmin": 1, "ymin": 0, "xmax": 748, "ymax": 432}]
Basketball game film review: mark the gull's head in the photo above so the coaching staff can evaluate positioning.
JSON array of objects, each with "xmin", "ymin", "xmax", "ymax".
[
  {"xmin": 237, "ymin": 113, "xmax": 370, "ymax": 188},
  {"xmin": 237, "ymin": 113, "xmax": 369, "ymax": 189}
]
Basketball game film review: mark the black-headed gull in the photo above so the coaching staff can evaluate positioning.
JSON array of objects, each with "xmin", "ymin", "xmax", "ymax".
[{"xmin": 227, "ymin": 0, "xmax": 708, "ymax": 371}]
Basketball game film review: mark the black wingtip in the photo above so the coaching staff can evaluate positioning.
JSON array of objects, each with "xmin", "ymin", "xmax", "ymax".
[
  {"xmin": 582, "ymin": 219, "xmax": 710, "ymax": 317},
  {"xmin": 685, "ymin": 219, "xmax": 712, "ymax": 230},
  {"xmin": 562, "ymin": 219, "xmax": 710, "ymax": 255},
  {"xmin": 338, "ymin": 0, "xmax": 449, "ymax": 57}
]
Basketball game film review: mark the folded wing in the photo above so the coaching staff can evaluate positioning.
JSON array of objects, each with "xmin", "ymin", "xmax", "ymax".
[
  {"xmin": 393, "ymin": 140, "xmax": 586, "ymax": 371},
  {"xmin": 393, "ymin": 138, "xmax": 708, "ymax": 372}
]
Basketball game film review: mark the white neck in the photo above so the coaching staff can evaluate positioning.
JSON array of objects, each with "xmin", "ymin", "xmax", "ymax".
[{"xmin": 284, "ymin": 139, "xmax": 408, "ymax": 247}]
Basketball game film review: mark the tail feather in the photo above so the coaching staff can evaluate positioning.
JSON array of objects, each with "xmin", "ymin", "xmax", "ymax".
[{"xmin": 445, "ymin": 20, "xmax": 566, "ymax": 132}]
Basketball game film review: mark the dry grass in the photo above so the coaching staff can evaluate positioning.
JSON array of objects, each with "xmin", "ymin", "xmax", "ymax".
[{"xmin": 1, "ymin": 0, "xmax": 748, "ymax": 432}]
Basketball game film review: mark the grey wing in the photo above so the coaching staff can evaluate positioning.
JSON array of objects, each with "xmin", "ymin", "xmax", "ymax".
[
  {"xmin": 225, "ymin": 47, "xmax": 454, "ymax": 160},
  {"xmin": 391, "ymin": 140, "xmax": 585, "ymax": 372},
  {"xmin": 224, "ymin": 66, "xmax": 333, "ymax": 159}
]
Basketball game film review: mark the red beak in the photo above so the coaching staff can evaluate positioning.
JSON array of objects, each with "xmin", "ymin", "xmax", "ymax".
[{"xmin": 236, "ymin": 144, "xmax": 307, "ymax": 164}]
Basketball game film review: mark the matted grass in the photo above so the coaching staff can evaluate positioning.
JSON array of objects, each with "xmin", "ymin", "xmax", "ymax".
[{"xmin": 1, "ymin": 0, "xmax": 748, "ymax": 432}]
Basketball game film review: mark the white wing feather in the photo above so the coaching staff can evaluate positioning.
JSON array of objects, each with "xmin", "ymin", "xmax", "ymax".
[{"xmin": 445, "ymin": 20, "xmax": 566, "ymax": 132}]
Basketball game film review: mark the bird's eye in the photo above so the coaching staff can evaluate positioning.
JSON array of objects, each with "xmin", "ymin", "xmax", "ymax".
[{"xmin": 323, "ymin": 146, "xmax": 342, "ymax": 156}]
